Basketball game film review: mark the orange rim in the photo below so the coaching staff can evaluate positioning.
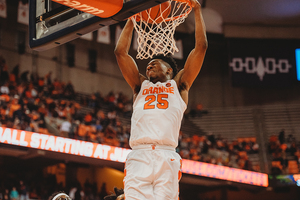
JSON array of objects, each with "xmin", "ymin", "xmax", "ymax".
[
  {"xmin": 173, "ymin": 0, "xmax": 191, "ymax": 5},
  {"xmin": 131, "ymin": 0, "xmax": 192, "ymax": 22},
  {"xmin": 164, "ymin": 0, "xmax": 192, "ymax": 22}
]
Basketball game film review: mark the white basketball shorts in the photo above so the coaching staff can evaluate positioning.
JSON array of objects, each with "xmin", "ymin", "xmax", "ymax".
[{"xmin": 124, "ymin": 144, "xmax": 182, "ymax": 200}]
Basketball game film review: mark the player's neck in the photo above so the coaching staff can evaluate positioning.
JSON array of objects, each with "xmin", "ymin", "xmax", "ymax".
[
  {"xmin": 149, "ymin": 74, "xmax": 173, "ymax": 83},
  {"xmin": 149, "ymin": 77, "xmax": 170, "ymax": 83}
]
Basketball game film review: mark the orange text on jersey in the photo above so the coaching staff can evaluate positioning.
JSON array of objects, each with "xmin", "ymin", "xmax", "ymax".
[{"xmin": 142, "ymin": 86, "xmax": 174, "ymax": 95}]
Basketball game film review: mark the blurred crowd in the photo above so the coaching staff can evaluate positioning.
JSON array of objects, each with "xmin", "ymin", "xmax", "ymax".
[
  {"xmin": 178, "ymin": 132, "xmax": 259, "ymax": 171},
  {"xmin": 0, "ymin": 55, "xmax": 267, "ymax": 199},
  {"xmin": 0, "ymin": 55, "xmax": 260, "ymax": 173},
  {"xmin": 269, "ymin": 129, "xmax": 300, "ymax": 175},
  {"xmin": 0, "ymin": 178, "xmax": 110, "ymax": 200}
]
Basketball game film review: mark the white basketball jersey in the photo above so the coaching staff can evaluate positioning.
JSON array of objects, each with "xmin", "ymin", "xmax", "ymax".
[{"xmin": 130, "ymin": 79, "xmax": 187, "ymax": 148}]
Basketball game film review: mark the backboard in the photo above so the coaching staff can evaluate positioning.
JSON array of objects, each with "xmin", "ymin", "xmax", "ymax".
[{"xmin": 29, "ymin": 0, "xmax": 168, "ymax": 51}]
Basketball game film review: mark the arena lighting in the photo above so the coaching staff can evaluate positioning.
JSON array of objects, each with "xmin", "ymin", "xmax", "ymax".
[
  {"xmin": 0, "ymin": 127, "xmax": 268, "ymax": 187},
  {"xmin": 296, "ymin": 48, "xmax": 300, "ymax": 81}
]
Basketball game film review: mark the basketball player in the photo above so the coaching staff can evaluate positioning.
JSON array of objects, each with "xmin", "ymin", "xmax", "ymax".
[{"xmin": 114, "ymin": 0, "xmax": 207, "ymax": 199}]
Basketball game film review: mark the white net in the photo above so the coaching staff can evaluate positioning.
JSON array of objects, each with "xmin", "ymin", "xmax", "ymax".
[{"xmin": 131, "ymin": 0, "xmax": 192, "ymax": 60}]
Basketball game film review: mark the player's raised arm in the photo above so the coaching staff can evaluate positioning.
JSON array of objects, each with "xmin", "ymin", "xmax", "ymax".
[
  {"xmin": 114, "ymin": 19, "xmax": 144, "ymax": 93},
  {"xmin": 178, "ymin": 0, "xmax": 208, "ymax": 90}
]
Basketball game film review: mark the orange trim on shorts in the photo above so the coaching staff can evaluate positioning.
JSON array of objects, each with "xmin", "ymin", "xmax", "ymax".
[
  {"xmin": 178, "ymin": 159, "xmax": 182, "ymax": 180},
  {"xmin": 123, "ymin": 160, "xmax": 126, "ymax": 200},
  {"xmin": 178, "ymin": 170, "xmax": 182, "ymax": 181}
]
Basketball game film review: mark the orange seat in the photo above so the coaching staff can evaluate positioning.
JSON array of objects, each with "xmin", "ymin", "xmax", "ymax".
[
  {"xmin": 269, "ymin": 135, "xmax": 278, "ymax": 142},
  {"xmin": 272, "ymin": 161, "xmax": 283, "ymax": 170},
  {"xmin": 288, "ymin": 160, "xmax": 299, "ymax": 174},
  {"xmin": 237, "ymin": 137, "xmax": 257, "ymax": 143}
]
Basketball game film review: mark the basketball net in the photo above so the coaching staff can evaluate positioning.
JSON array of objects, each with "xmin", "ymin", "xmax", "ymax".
[{"xmin": 131, "ymin": 0, "xmax": 192, "ymax": 60}]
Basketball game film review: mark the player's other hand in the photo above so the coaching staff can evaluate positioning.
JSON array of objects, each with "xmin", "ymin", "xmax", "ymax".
[{"xmin": 189, "ymin": 0, "xmax": 201, "ymax": 8}]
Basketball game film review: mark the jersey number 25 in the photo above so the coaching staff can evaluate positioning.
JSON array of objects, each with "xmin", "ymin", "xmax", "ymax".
[{"xmin": 144, "ymin": 94, "xmax": 169, "ymax": 110}]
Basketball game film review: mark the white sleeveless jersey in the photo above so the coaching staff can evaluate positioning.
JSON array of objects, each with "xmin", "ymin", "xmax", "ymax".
[{"xmin": 130, "ymin": 79, "xmax": 187, "ymax": 148}]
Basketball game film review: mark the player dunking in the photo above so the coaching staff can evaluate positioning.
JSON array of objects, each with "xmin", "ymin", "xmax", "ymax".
[{"xmin": 114, "ymin": 0, "xmax": 207, "ymax": 199}]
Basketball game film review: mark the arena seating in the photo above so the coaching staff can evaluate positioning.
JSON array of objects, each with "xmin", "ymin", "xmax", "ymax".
[{"xmin": 1, "ymin": 58, "xmax": 299, "ymax": 174}]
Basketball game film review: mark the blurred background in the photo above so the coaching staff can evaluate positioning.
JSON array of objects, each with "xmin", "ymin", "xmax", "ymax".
[{"xmin": 0, "ymin": 0, "xmax": 300, "ymax": 199}]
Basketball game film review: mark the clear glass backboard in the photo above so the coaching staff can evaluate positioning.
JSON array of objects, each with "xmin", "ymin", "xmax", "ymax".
[{"xmin": 29, "ymin": 0, "xmax": 169, "ymax": 51}]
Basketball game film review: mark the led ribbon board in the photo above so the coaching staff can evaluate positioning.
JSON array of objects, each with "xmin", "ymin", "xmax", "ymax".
[
  {"xmin": 0, "ymin": 127, "xmax": 268, "ymax": 187},
  {"xmin": 182, "ymin": 159, "xmax": 268, "ymax": 187},
  {"xmin": 0, "ymin": 127, "xmax": 131, "ymax": 162}
]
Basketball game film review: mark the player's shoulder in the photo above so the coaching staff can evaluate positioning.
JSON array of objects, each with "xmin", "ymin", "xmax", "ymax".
[
  {"xmin": 173, "ymin": 69, "xmax": 190, "ymax": 92},
  {"xmin": 139, "ymin": 73, "xmax": 147, "ymax": 82},
  {"xmin": 133, "ymin": 74, "xmax": 147, "ymax": 95},
  {"xmin": 173, "ymin": 69, "xmax": 184, "ymax": 86}
]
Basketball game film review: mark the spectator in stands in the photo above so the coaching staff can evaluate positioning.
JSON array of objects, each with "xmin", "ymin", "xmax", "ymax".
[
  {"xmin": 0, "ymin": 82, "xmax": 9, "ymax": 94},
  {"xmin": 64, "ymin": 81, "xmax": 75, "ymax": 100},
  {"xmin": 251, "ymin": 142, "xmax": 259, "ymax": 154},
  {"xmin": 11, "ymin": 64, "xmax": 20, "ymax": 84},
  {"xmin": 45, "ymin": 71, "xmax": 53, "ymax": 85},
  {"xmin": 9, "ymin": 95, "xmax": 21, "ymax": 120},
  {"xmin": 20, "ymin": 71, "xmax": 30, "ymax": 83},
  {"xmin": 189, "ymin": 103, "xmax": 208, "ymax": 118},
  {"xmin": 84, "ymin": 112, "xmax": 93, "ymax": 125},
  {"xmin": 60, "ymin": 118, "xmax": 72, "ymax": 138},
  {"xmin": 77, "ymin": 123, "xmax": 88, "ymax": 141},
  {"xmin": 288, "ymin": 141, "xmax": 297, "ymax": 155},
  {"xmin": 16, "ymin": 83, "xmax": 26, "ymax": 97},
  {"xmin": 278, "ymin": 129, "xmax": 285, "ymax": 144},
  {"xmin": 28, "ymin": 188, "xmax": 39, "ymax": 200},
  {"xmin": 107, "ymin": 109, "xmax": 117, "ymax": 126},
  {"xmin": 0, "ymin": 188, "xmax": 3, "ymax": 200},
  {"xmin": 96, "ymin": 110, "xmax": 109, "ymax": 129},
  {"xmin": 57, "ymin": 103, "xmax": 67, "ymax": 120},
  {"xmin": 10, "ymin": 187, "xmax": 19, "ymax": 200},
  {"xmin": 295, "ymin": 148, "xmax": 300, "ymax": 164},
  {"xmin": 123, "ymin": 100, "xmax": 132, "ymax": 118},
  {"xmin": 0, "ymin": 61, "xmax": 9, "ymax": 85},
  {"xmin": 207, "ymin": 131, "xmax": 216, "ymax": 146},
  {"xmin": 105, "ymin": 91, "xmax": 116, "ymax": 110},
  {"xmin": 117, "ymin": 127, "xmax": 129, "ymax": 148},
  {"xmin": 37, "ymin": 77, "xmax": 45, "ymax": 92},
  {"xmin": 74, "ymin": 183, "xmax": 84, "ymax": 200},
  {"xmin": 69, "ymin": 119, "xmax": 79, "ymax": 139},
  {"xmin": 19, "ymin": 180, "xmax": 28, "ymax": 200},
  {"xmin": 3, "ymin": 188, "xmax": 10, "ymax": 200},
  {"xmin": 93, "ymin": 119, "xmax": 103, "ymax": 132},
  {"xmin": 88, "ymin": 93, "xmax": 97, "ymax": 108},
  {"xmin": 51, "ymin": 79, "xmax": 63, "ymax": 99},
  {"xmin": 99, "ymin": 183, "xmax": 108, "ymax": 200}
]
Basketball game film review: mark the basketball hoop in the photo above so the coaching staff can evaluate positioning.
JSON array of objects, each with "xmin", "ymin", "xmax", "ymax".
[{"xmin": 131, "ymin": 0, "xmax": 192, "ymax": 60}]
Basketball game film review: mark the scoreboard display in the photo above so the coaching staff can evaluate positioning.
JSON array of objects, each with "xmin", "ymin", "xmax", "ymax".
[
  {"xmin": 228, "ymin": 38, "xmax": 300, "ymax": 87},
  {"xmin": 296, "ymin": 48, "xmax": 300, "ymax": 81}
]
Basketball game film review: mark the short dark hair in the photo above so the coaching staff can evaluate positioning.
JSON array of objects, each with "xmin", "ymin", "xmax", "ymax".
[{"xmin": 152, "ymin": 54, "xmax": 178, "ymax": 78}]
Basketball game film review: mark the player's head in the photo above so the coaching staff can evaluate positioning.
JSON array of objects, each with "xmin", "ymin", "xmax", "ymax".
[
  {"xmin": 104, "ymin": 187, "xmax": 124, "ymax": 200},
  {"xmin": 48, "ymin": 192, "xmax": 71, "ymax": 200},
  {"xmin": 146, "ymin": 54, "xmax": 178, "ymax": 81}
]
